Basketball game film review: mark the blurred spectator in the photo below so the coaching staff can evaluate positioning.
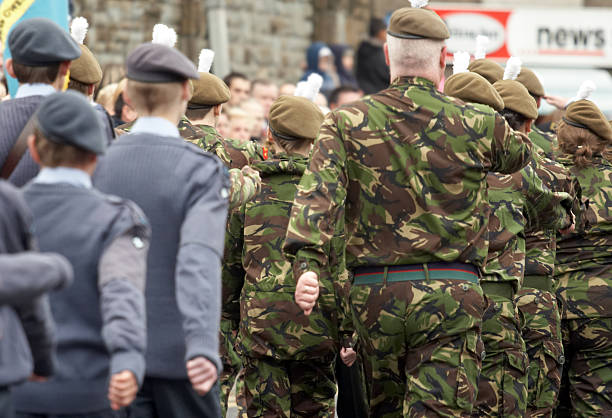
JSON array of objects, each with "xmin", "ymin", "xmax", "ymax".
[
  {"xmin": 331, "ymin": 45, "xmax": 358, "ymax": 89},
  {"xmin": 315, "ymin": 93, "xmax": 330, "ymax": 115},
  {"xmin": 95, "ymin": 63, "xmax": 125, "ymax": 101},
  {"xmin": 111, "ymin": 79, "xmax": 137, "ymax": 127},
  {"xmin": 0, "ymin": 52, "xmax": 7, "ymax": 100},
  {"xmin": 356, "ymin": 17, "xmax": 390, "ymax": 95},
  {"xmin": 251, "ymin": 79, "xmax": 279, "ymax": 119},
  {"xmin": 217, "ymin": 112, "xmax": 231, "ymax": 138},
  {"xmin": 329, "ymin": 85, "xmax": 362, "ymax": 110},
  {"xmin": 228, "ymin": 107, "xmax": 254, "ymax": 144},
  {"xmin": 241, "ymin": 98, "xmax": 266, "ymax": 142},
  {"xmin": 279, "ymin": 83, "xmax": 296, "ymax": 96},
  {"xmin": 301, "ymin": 42, "xmax": 338, "ymax": 98},
  {"xmin": 96, "ymin": 82, "xmax": 118, "ymax": 115},
  {"xmin": 224, "ymin": 72, "xmax": 251, "ymax": 107}
]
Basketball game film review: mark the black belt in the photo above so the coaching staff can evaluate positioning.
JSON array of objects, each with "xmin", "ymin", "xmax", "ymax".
[{"xmin": 353, "ymin": 262, "xmax": 479, "ymax": 285}]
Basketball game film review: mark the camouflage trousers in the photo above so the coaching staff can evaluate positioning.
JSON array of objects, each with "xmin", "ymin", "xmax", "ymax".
[
  {"xmin": 235, "ymin": 356, "xmax": 336, "ymax": 417},
  {"xmin": 555, "ymin": 317, "xmax": 612, "ymax": 417},
  {"xmin": 220, "ymin": 318, "xmax": 242, "ymax": 417},
  {"xmin": 515, "ymin": 287, "xmax": 564, "ymax": 418},
  {"xmin": 474, "ymin": 291, "xmax": 528, "ymax": 418},
  {"xmin": 350, "ymin": 278, "xmax": 484, "ymax": 418}
]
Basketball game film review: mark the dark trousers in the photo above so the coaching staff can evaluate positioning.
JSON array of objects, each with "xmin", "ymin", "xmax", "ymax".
[
  {"xmin": 17, "ymin": 410, "xmax": 119, "ymax": 418},
  {"xmin": 0, "ymin": 387, "xmax": 14, "ymax": 418},
  {"xmin": 127, "ymin": 377, "xmax": 221, "ymax": 418}
]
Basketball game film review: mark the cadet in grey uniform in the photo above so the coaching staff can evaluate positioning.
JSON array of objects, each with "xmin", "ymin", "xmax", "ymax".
[
  {"xmin": 94, "ymin": 43, "xmax": 229, "ymax": 418},
  {"xmin": 11, "ymin": 91, "xmax": 150, "ymax": 418},
  {"xmin": 0, "ymin": 18, "xmax": 81, "ymax": 186},
  {"xmin": 0, "ymin": 180, "xmax": 74, "ymax": 418}
]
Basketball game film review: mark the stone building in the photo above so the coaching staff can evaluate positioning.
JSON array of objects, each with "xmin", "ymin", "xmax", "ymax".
[{"xmin": 72, "ymin": 0, "xmax": 612, "ymax": 83}]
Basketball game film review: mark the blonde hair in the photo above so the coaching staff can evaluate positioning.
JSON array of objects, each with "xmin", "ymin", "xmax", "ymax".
[
  {"xmin": 126, "ymin": 80, "xmax": 183, "ymax": 114},
  {"xmin": 557, "ymin": 120, "xmax": 606, "ymax": 167},
  {"xmin": 386, "ymin": 35, "xmax": 444, "ymax": 76}
]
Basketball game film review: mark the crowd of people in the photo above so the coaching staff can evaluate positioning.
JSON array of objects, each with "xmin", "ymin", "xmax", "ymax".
[{"xmin": 1, "ymin": 1, "xmax": 612, "ymax": 418}]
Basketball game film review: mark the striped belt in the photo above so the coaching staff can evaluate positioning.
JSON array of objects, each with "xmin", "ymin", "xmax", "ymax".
[{"xmin": 353, "ymin": 262, "xmax": 479, "ymax": 286}]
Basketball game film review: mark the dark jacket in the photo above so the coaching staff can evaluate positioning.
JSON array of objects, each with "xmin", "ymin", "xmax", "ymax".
[
  {"xmin": 0, "ymin": 181, "xmax": 73, "ymax": 387},
  {"xmin": 355, "ymin": 39, "xmax": 390, "ymax": 95}
]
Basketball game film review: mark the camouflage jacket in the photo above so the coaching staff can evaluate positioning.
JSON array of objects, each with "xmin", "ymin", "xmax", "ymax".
[
  {"xmin": 524, "ymin": 151, "xmax": 580, "ymax": 280},
  {"xmin": 117, "ymin": 118, "xmax": 261, "ymax": 209},
  {"xmin": 483, "ymin": 152, "xmax": 573, "ymax": 288},
  {"xmin": 555, "ymin": 155, "xmax": 612, "ymax": 319},
  {"xmin": 529, "ymin": 126, "xmax": 558, "ymax": 158},
  {"xmin": 223, "ymin": 155, "xmax": 345, "ymax": 361},
  {"xmin": 283, "ymin": 76, "xmax": 533, "ymax": 279}
]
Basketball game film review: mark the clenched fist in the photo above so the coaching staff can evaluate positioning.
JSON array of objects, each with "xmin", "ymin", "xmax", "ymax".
[
  {"xmin": 187, "ymin": 356, "xmax": 218, "ymax": 396},
  {"xmin": 108, "ymin": 370, "xmax": 138, "ymax": 410},
  {"xmin": 295, "ymin": 271, "xmax": 319, "ymax": 316}
]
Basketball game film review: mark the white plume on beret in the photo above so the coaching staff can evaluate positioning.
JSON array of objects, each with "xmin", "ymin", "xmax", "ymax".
[
  {"xmin": 566, "ymin": 80, "xmax": 596, "ymax": 107},
  {"xmin": 152, "ymin": 24, "xmax": 177, "ymax": 48},
  {"xmin": 294, "ymin": 73, "xmax": 323, "ymax": 102},
  {"xmin": 70, "ymin": 16, "xmax": 89, "ymax": 45},
  {"xmin": 503, "ymin": 56, "xmax": 522, "ymax": 81},
  {"xmin": 452, "ymin": 51, "xmax": 471, "ymax": 75},
  {"xmin": 474, "ymin": 35, "xmax": 488, "ymax": 60},
  {"xmin": 198, "ymin": 49, "xmax": 215, "ymax": 73},
  {"xmin": 409, "ymin": 0, "xmax": 429, "ymax": 8}
]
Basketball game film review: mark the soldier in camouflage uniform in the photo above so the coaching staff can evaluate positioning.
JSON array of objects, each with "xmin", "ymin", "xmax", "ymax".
[
  {"xmin": 283, "ymin": 5, "xmax": 534, "ymax": 417},
  {"xmin": 553, "ymin": 97, "xmax": 612, "ymax": 416},
  {"xmin": 444, "ymin": 62, "xmax": 573, "ymax": 418},
  {"xmin": 224, "ymin": 94, "xmax": 348, "ymax": 416}
]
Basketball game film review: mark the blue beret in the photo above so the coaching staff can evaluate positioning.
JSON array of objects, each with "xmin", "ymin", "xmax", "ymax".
[
  {"xmin": 36, "ymin": 91, "xmax": 106, "ymax": 155},
  {"xmin": 127, "ymin": 43, "xmax": 199, "ymax": 83},
  {"xmin": 8, "ymin": 18, "xmax": 81, "ymax": 66}
]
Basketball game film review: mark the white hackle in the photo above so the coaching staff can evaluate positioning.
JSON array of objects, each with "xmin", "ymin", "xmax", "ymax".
[
  {"xmin": 503, "ymin": 56, "xmax": 522, "ymax": 81},
  {"xmin": 295, "ymin": 73, "xmax": 323, "ymax": 102},
  {"xmin": 198, "ymin": 49, "xmax": 215, "ymax": 73},
  {"xmin": 474, "ymin": 35, "xmax": 488, "ymax": 60},
  {"xmin": 409, "ymin": 0, "xmax": 429, "ymax": 8},
  {"xmin": 576, "ymin": 80, "xmax": 596, "ymax": 101},
  {"xmin": 152, "ymin": 24, "xmax": 177, "ymax": 48},
  {"xmin": 70, "ymin": 16, "xmax": 89, "ymax": 45},
  {"xmin": 452, "ymin": 51, "xmax": 471, "ymax": 75}
]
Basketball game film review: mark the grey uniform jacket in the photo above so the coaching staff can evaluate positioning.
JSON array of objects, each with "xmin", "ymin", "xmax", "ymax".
[
  {"xmin": 94, "ymin": 132, "xmax": 230, "ymax": 378},
  {"xmin": 0, "ymin": 180, "xmax": 73, "ymax": 387}
]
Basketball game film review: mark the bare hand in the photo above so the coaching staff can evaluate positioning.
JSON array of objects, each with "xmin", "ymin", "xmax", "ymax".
[
  {"xmin": 295, "ymin": 271, "xmax": 319, "ymax": 316},
  {"xmin": 187, "ymin": 356, "xmax": 218, "ymax": 396},
  {"xmin": 340, "ymin": 347, "xmax": 357, "ymax": 367},
  {"xmin": 544, "ymin": 95, "xmax": 569, "ymax": 110},
  {"xmin": 29, "ymin": 374, "xmax": 47, "ymax": 382},
  {"xmin": 108, "ymin": 370, "xmax": 138, "ymax": 410}
]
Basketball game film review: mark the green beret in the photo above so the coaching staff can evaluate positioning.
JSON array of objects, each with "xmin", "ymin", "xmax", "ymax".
[
  {"xmin": 467, "ymin": 59, "xmax": 504, "ymax": 84},
  {"xmin": 70, "ymin": 44, "xmax": 103, "ymax": 85},
  {"xmin": 387, "ymin": 7, "xmax": 449, "ymax": 41},
  {"xmin": 269, "ymin": 96, "xmax": 324, "ymax": 141},
  {"xmin": 515, "ymin": 67, "xmax": 545, "ymax": 97},
  {"xmin": 189, "ymin": 73, "xmax": 230, "ymax": 106},
  {"xmin": 564, "ymin": 100, "xmax": 612, "ymax": 143},
  {"xmin": 444, "ymin": 72, "xmax": 504, "ymax": 112},
  {"xmin": 493, "ymin": 80, "xmax": 539, "ymax": 120}
]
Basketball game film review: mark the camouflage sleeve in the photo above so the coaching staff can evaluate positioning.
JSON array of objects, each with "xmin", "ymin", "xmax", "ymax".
[
  {"xmin": 489, "ymin": 113, "xmax": 533, "ymax": 175},
  {"xmin": 283, "ymin": 112, "xmax": 348, "ymax": 280},
  {"xmin": 520, "ymin": 161, "xmax": 572, "ymax": 232},
  {"xmin": 221, "ymin": 207, "xmax": 246, "ymax": 327},
  {"xmin": 227, "ymin": 167, "xmax": 262, "ymax": 209},
  {"xmin": 329, "ymin": 208, "xmax": 354, "ymax": 342}
]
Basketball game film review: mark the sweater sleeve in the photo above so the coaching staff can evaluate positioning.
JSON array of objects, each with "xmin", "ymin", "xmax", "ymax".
[
  {"xmin": 176, "ymin": 159, "xmax": 230, "ymax": 373},
  {"xmin": 15, "ymin": 296, "xmax": 56, "ymax": 377}
]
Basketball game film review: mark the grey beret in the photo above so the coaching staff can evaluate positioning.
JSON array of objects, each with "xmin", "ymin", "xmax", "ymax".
[
  {"xmin": 127, "ymin": 43, "xmax": 199, "ymax": 83},
  {"xmin": 36, "ymin": 91, "xmax": 106, "ymax": 155},
  {"xmin": 8, "ymin": 18, "xmax": 81, "ymax": 66}
]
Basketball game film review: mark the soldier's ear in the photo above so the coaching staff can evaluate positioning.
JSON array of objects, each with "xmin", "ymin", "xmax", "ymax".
[
  {"xmin": 5, "ymin": 59, "xmax": 16, "ymax": 79},
  {"xmin": 383, "ymin": 43, "xmax": 390, "ymax": 67},
  {"xmin": 439, "ymin": 46, "xmax": 447, "ymax": 72},
  {"xmin": 27, "ymin": 135, "xmax": 42, "ymax": 166}
]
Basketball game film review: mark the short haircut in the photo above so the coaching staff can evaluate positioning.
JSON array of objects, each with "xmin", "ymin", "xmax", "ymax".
[
  {"xmin": 126, "ymin": 80, "xmax": 183, "ymax": 114},
  {"xmin": 500, "ymin": 108, "xmax": 529, "ymax": 131},
  {"xmin": 12, "ymin": 61, "xmax": 60, "ymax": 84},
  {"xmin": 223, "ymin": 72, "xmax": 249, "ymax": 88},
  {"xmin": 329, "ymin": 85, "xmax": 360, "ymax": 106},
  {"xmin": 33, "ymin": 126, "xmax": 93, "ymax": 167},
  {"xmin": 386, "ymin": 35, "xmax": 443, "ymax": 76},
  {"xmin": 185, "ymin": 106, "xmax": 213, "ymax": 121},
  {"xmin": 369, "ymin": 18, "xmax": 387, "ymax": 38},
  {"xmin": 270, "ymin": 131, "xmax": 313, "ymax": 155},
  {"xmin": 68, "ymin": 78, "xmax": 92, "ymax": 95}
]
